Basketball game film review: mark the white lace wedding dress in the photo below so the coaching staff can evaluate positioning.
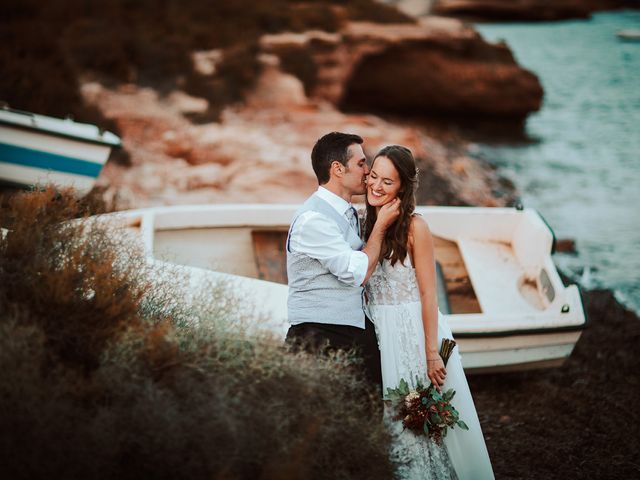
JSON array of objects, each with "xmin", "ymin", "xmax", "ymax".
[{"xmin": 366, "ymin": 258, "xmax": 495, "ymax": 480}]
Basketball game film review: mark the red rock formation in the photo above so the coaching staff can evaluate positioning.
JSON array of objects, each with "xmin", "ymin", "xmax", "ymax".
[
  {"xmin": 431, "ymin": 0, "xmax": 637, "ymax": 21},
  {"xmin": 82, "ymin": 61, "xmax": 515, "ymax": 209},
  {"xmin": 261, "ymin": 17, "xmax": 543, "ymax": 119},
  {"xmin": 78, "ymin": 17, "xmax": 538, "ymax": 209}
]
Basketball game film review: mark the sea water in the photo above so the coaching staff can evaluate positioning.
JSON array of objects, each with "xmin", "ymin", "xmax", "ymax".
[{"xmin": 475, "ymin": 10, "xmax": 640, "ymax": 313}]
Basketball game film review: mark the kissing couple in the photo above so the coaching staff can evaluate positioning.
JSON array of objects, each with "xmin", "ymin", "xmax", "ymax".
[{"xmin": 285, "ymin": 132, "xmax": 494, "ymax": 479}]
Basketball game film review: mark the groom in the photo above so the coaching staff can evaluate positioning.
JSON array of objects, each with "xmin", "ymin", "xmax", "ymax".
[{"xmin": 285, "ymin": 132, "xmax": 399, "ymax": 393}]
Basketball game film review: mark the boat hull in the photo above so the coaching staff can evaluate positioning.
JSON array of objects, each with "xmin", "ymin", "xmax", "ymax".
[
  {"xmin": 104, "ymin": 204, "xmax": 588, "ymax": 373},
  {"xmin": 0, "ymin": 108, "xmax": 119, "ymax": 192},
  {"xmin": 158, "ymin": 259, "xmax": 584, "ymax": 374},
  {"xmin": 457, "ymin": 329, "xmax": 582, "ymax": 374},
  {"xmin": 0, "ymin": 125, "xmax": 111, "ymax": 191}
]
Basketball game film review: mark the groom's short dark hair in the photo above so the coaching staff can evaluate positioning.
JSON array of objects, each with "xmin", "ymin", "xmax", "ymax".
[{"xmin": 311, "ymin": 132, "xmax": 363, "ymax": 185}]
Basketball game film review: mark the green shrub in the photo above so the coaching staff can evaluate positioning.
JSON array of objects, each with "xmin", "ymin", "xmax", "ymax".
[{"xmin": 0, "ymin": 188, "xmax": 394, "ymax": 479}]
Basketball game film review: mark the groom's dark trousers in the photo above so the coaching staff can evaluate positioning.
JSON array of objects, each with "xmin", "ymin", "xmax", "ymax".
[{"xmin": 285, "ymin": 317, "xmax": 383, "ymax": 397}]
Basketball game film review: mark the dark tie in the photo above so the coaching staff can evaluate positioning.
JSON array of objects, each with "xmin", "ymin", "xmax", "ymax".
[{"xmin": 346, "ymin": 206, "xmax": 359, "ymax": 236}]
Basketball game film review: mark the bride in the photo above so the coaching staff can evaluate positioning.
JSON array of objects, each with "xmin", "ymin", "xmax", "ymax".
[{"xmin": 363, "ymin": 145, "xmax": 494, "ymax": 480}]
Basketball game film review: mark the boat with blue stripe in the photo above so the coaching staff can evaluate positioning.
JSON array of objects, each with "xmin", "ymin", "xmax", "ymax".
[{"xmin": 0, "ymin": 105, "xmax": 121, "ymax": 192}]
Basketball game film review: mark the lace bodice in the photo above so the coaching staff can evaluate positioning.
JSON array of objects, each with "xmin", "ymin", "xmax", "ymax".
[{"xmin": 366, "ymin": 258, "xmax": 421, "ymax": 306}]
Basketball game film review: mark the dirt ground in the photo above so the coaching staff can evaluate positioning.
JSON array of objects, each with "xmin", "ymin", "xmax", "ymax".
[{"xmin": 468, "ymin": 289, "xmax": 640, "ymax": 479}]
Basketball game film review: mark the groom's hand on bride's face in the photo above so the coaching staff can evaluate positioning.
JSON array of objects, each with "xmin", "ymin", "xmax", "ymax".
[{"xmin": 376, "ymin": 198, "xmax": 400, "ymax": 229}]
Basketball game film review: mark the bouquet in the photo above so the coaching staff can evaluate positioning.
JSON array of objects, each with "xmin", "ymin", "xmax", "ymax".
[{"xmin": 385, "ymin": 339, "xmax": 468, "ymax": 444}]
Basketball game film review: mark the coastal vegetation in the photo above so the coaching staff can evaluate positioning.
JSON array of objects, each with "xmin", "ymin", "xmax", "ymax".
[{"xmin": 0, "ymin": 188, "xmax": 394, "ymax": 479}]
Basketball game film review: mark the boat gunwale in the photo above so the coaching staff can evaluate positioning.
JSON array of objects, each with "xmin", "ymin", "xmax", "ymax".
[
  {"xmin": 114, "ymin": 204, "xmax": 534, "ymax": 233},
  {"xmin": 453, "ymin": 321, "xmax": 586, "ymax": 338},
  {"xmin": 0, "ymin": 115, "xmax": 121, "ymax": 148}
]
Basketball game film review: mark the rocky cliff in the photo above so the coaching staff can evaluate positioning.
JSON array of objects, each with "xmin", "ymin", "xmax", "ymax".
[
  {"xmin": 262, "ymin": 17, "xmax": 543, "ymax": 118},
  {"xmin": 85, "ymin": 58, "xmax": 515, "ymax": 209},
  {"xmin": 431, "ymin": 0, "xmax": 639, "ymax": 21},
  {"xmin": 79, "ymin": 16, "xmax": 534, "ymax": 209}
]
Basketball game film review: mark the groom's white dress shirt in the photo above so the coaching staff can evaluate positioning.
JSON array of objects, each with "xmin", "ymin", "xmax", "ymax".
[{"xmin": 287, "ymin": 186, "xmax": 368, "ymax": 287}]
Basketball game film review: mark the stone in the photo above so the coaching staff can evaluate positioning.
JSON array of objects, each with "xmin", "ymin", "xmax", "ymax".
[
  {"xmin": 261, "ymin": 18, "xmax": 543, "ymax": 119},
  {"xmin": 164, "ymin": 91, "xmax": 209, "ymax": 115},
  {"xmin": 244, "ymin": 55, "xmax": 312, "ymax": 110}
]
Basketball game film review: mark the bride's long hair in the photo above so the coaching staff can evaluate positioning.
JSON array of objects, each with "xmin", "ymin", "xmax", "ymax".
[{"xmin": 364, "ymin": 145, "xmax": 418, "ymax": 266}]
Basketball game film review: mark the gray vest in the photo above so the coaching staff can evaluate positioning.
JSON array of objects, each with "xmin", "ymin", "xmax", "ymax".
[{"xmin": 286, "ymin": 194, "xmax": 366, "ymax": 329}]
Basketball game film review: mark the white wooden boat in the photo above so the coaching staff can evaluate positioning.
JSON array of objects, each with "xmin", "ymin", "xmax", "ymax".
[
  {"xmin": 0, "ymin": 106, "xmax": 121, "ymax": 192},
  {"xmin": 616, "ymin": 29, "xmax": 640, "ymax": 41},
  {"xmin": 107, "ymin": 203, "xmax": 587, "ymax": 374}
]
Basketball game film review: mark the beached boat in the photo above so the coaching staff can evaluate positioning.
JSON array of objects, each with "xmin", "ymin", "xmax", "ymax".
[
  {"xmin": 0, "ymin": 106, "xmax": 121, "ymax": 192},
  {"xmin": 107, "ymin": 203, "xmax": 587, "ymax": 374}
]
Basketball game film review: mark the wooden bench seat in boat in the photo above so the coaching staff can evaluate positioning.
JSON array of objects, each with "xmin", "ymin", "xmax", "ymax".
[{"xmin": 251, "ymin": 230, "xmax": 454, "ymax": 314}]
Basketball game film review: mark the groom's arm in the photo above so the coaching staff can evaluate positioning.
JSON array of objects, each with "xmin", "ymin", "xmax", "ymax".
[
  {"xmin": 360, "ymin": 224, "xmax": 385, "ymax": 286},
  {"xmin": 288, "ymin": 211, "xmax": 369, "ymax": 287},
  {"xmin": 288, "ymin": 200, "xmax": 399, "ymax": 287}
]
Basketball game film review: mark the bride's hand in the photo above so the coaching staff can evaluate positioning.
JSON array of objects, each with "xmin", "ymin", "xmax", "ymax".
[
  {"xmin": 427, "ymin": 353, "xmax": 446, "ymax": 390},
  {"xmin": 376, "ymin": 198, "xmax": 400, "ymax": 230}
]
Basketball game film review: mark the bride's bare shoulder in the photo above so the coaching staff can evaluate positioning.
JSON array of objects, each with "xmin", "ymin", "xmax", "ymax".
[{"xmin": 409, "ymin": 213, "xmax": 432, "ymax": 235}]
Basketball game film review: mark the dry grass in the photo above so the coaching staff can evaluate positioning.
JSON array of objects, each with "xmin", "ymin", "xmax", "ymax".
[{"xmin": 0, "ymin": 187, "xmax": 395, "ymax": 479}]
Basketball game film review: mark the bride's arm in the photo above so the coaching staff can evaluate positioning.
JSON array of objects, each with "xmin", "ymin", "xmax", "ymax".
[
  {"xmin": 410, "ymin": 216, "xmax": 446, "ymax": 389},
  {"xmin": 360, "ymin": 198, "xmax": 400, "ymax": 285}
]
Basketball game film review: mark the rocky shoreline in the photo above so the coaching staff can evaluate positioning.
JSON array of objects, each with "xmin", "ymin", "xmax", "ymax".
[
  {"xmin": 85, "ymin": 79, "xmax": 517, "ymax": 209},
  {"xmin": 86, "ymin": 16, "xmax": 536, "ymax": 210},
  {"xmin": 430, "ymin": 0, "xmax": 639, "ymax": 22}
]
